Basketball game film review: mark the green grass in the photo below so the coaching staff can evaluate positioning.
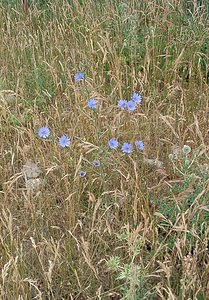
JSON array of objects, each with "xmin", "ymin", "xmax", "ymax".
[{"xmin": 0, "ymin": 0, "xmax": 208, "ymax": 299}]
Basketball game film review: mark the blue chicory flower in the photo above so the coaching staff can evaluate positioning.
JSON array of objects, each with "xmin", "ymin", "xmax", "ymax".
[
  {"xmin": 131, "ymin": 92, "xmax": 142, "ymax": 104},
  {"xmin": 59, "ymin": 135, "xmax": 71, "ymax": 148},
  {"xmin": 127, "ymin": 100, "xmax": 136, "ymax": 111},
  {"xmin": 88, "ymin": 99, "xmax": 97, "ymax": 109},
  {"xmin": 74, "ymin": 72, "xmax": 85, "ymax": 81},
  {"xmin": 79, "ymin": 170, "xmax": 86, "ymax": 177},
  {"xmin": 92, "ymin": 160, "xmax": 101, "ymax": 167},
  {"xmin": 135, "ymin": 140, "xmax": 144, "ymax": 150},
  {"xmin": 118, "ymin": 99, "xmax": 127, "ymax": 110},
  {"xmin": 38, "ymin": 126, "xmax": 50, "ymax": 139},
  {"xmin": 108, "ymin": 138, "xmax": 119, "ymax": 150},
  {"xmin": 121, "ymin": 142, "xmax": 132, "ymax": 154}
]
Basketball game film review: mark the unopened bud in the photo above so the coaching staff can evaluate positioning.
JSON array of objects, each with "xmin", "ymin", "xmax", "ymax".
[{"xmin": 182, "ymin": 145, "xmax": 191, "ymax": 155}]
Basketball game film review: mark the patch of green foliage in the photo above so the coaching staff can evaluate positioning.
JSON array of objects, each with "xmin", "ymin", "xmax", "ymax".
[{"xmin": 154, "ymin": 145, "xmax": 209, "ymax": 251}]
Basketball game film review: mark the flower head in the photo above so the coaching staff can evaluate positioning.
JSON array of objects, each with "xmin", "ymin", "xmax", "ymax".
[
  {"xmin": 131, "ymin": 92, "xmax": 142, "ymax": 104},
  {"xmin": 59, "ymin": 135, "xmax": 71, "ymax": 148},
  {"xmin": 121, "ymin": 143, "xmax": 132, "ymax": 154},
  {"xmin": 118, "ymin": 99, "xmax": 127, "ymax": 110},
  {"xmin": 135, "ymin": 140, "xmax": 144, "ymax": 151},
  {"xmin": 74, "ymin": 72, "xmax": 85, "ymax": 81},
  {"xmin": 127, "ymin": 100, "xmax": 136, "ymax": 111},
  {"xmin": 79, "ymin": 170, "xmax": 86, "ymax": 177},
  {"xmin": 108, "ymin": 138, "xmax": 119, "ymax": 150},
  {"xmin": 88, "ymin": 99, "xmax": 97, "ymax": 109},
  {"xmin": 38, "ymin": 126, "xmax": 50, "ymax": 139},
  {"xmin": 93, "ymin": 160, "xmax": 101, "ymax": 167},
  {"xmin": 182, "ymin": 145, "xmax": 191, "ymax": 155}
]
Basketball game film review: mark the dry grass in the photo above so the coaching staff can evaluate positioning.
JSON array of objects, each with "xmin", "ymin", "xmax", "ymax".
[{"xmin": 0, "ymin": 0, "xmax": 208, "ymax": 299}]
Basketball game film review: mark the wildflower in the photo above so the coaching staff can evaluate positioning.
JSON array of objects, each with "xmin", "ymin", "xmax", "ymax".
[
  {"xmin": 127, "ymin": 100, "xmax": 136, "ymax": 111},
  {"xmin": 185, "ymin": 159, "xmax": 190, "ymax": 168},
  {"xmin": 131, "ymin": 92, "xmax": 142, "ymax": 104},
  {"xmin": 59, "ymin": 135, "xmax": 71, "ymax": 148},
  {"xmin": 182, "ymin": 145, "xmax": 191, "ymax": 155},
  {"xmin": 93, "ymin": 160, "xmax": 100, "ymax": 167},
  {"xmin": 38, "ymin": 126, "xmax": 50, "ymax": 139},
  {"xmin": 121, "ymin": 143, "xmax": 132, "ymax": 154},
  {"xmin": 135, "ymin": 140, "xmax": 144, "ymax": 150},
  {"xmin": 79, "ymin": 170, "xmax": 86, "ymax": 177},
  {"xmin": 74, "ymin": 72, "xmax": 85, "ymax": 81},
  {"xmin": 118, "ymin": 99, "xmax": 127, "ymax": 110},
  {"xmin": 108, "ymin": 138, "xmax": 119, "ymax": 150},
  {"xmin": 88, "ymin": 98, "xmax": 97, "ymax": 109}
]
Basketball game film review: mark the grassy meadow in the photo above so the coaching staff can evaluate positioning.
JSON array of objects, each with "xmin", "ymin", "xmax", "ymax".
[{"xmin": 0, "ymin": 0, "xmax": 208, "ymax": 299}]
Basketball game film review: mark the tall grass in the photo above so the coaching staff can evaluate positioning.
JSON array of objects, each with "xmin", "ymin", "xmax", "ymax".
[{"xmin": 0, "ymin": 0, "xmax": 208, "ymax": 299}]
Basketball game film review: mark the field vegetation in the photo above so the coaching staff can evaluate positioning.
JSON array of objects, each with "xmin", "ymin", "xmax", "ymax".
[{"xmin": 0, "ymin": 0, "xmax": 208, "ymax": 299}]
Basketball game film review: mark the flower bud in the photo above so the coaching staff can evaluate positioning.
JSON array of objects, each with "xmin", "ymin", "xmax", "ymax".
[{"xmin": 182, "ymin": 145, "xmax": 191, "ymax": 155}]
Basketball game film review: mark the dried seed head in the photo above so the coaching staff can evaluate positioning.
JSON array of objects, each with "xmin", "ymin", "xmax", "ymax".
[{"xmin": 21, "ymin": 161, "xmax": 41, "ymax": 179}]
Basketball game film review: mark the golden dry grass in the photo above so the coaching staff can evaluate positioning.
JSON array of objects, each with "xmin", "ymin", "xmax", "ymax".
[{"xmin": 0, "ymin": 0, "xmax": 208, "ymax": 299}]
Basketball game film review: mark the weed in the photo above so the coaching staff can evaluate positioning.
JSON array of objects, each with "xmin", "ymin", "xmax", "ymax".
[{"xmin": 0, "ymin": 1, "xmax": 208, "ymax": 299}]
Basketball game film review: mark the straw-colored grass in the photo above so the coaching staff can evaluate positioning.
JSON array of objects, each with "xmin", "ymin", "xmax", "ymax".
[{"xmin": 0, "ymin": 0, "xmax": 208, "ymax": 299}]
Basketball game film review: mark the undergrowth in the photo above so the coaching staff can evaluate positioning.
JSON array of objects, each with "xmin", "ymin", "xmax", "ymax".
[{"xmin": 0, "ymin": 1, "xmax": 208, "ymax": 299}]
